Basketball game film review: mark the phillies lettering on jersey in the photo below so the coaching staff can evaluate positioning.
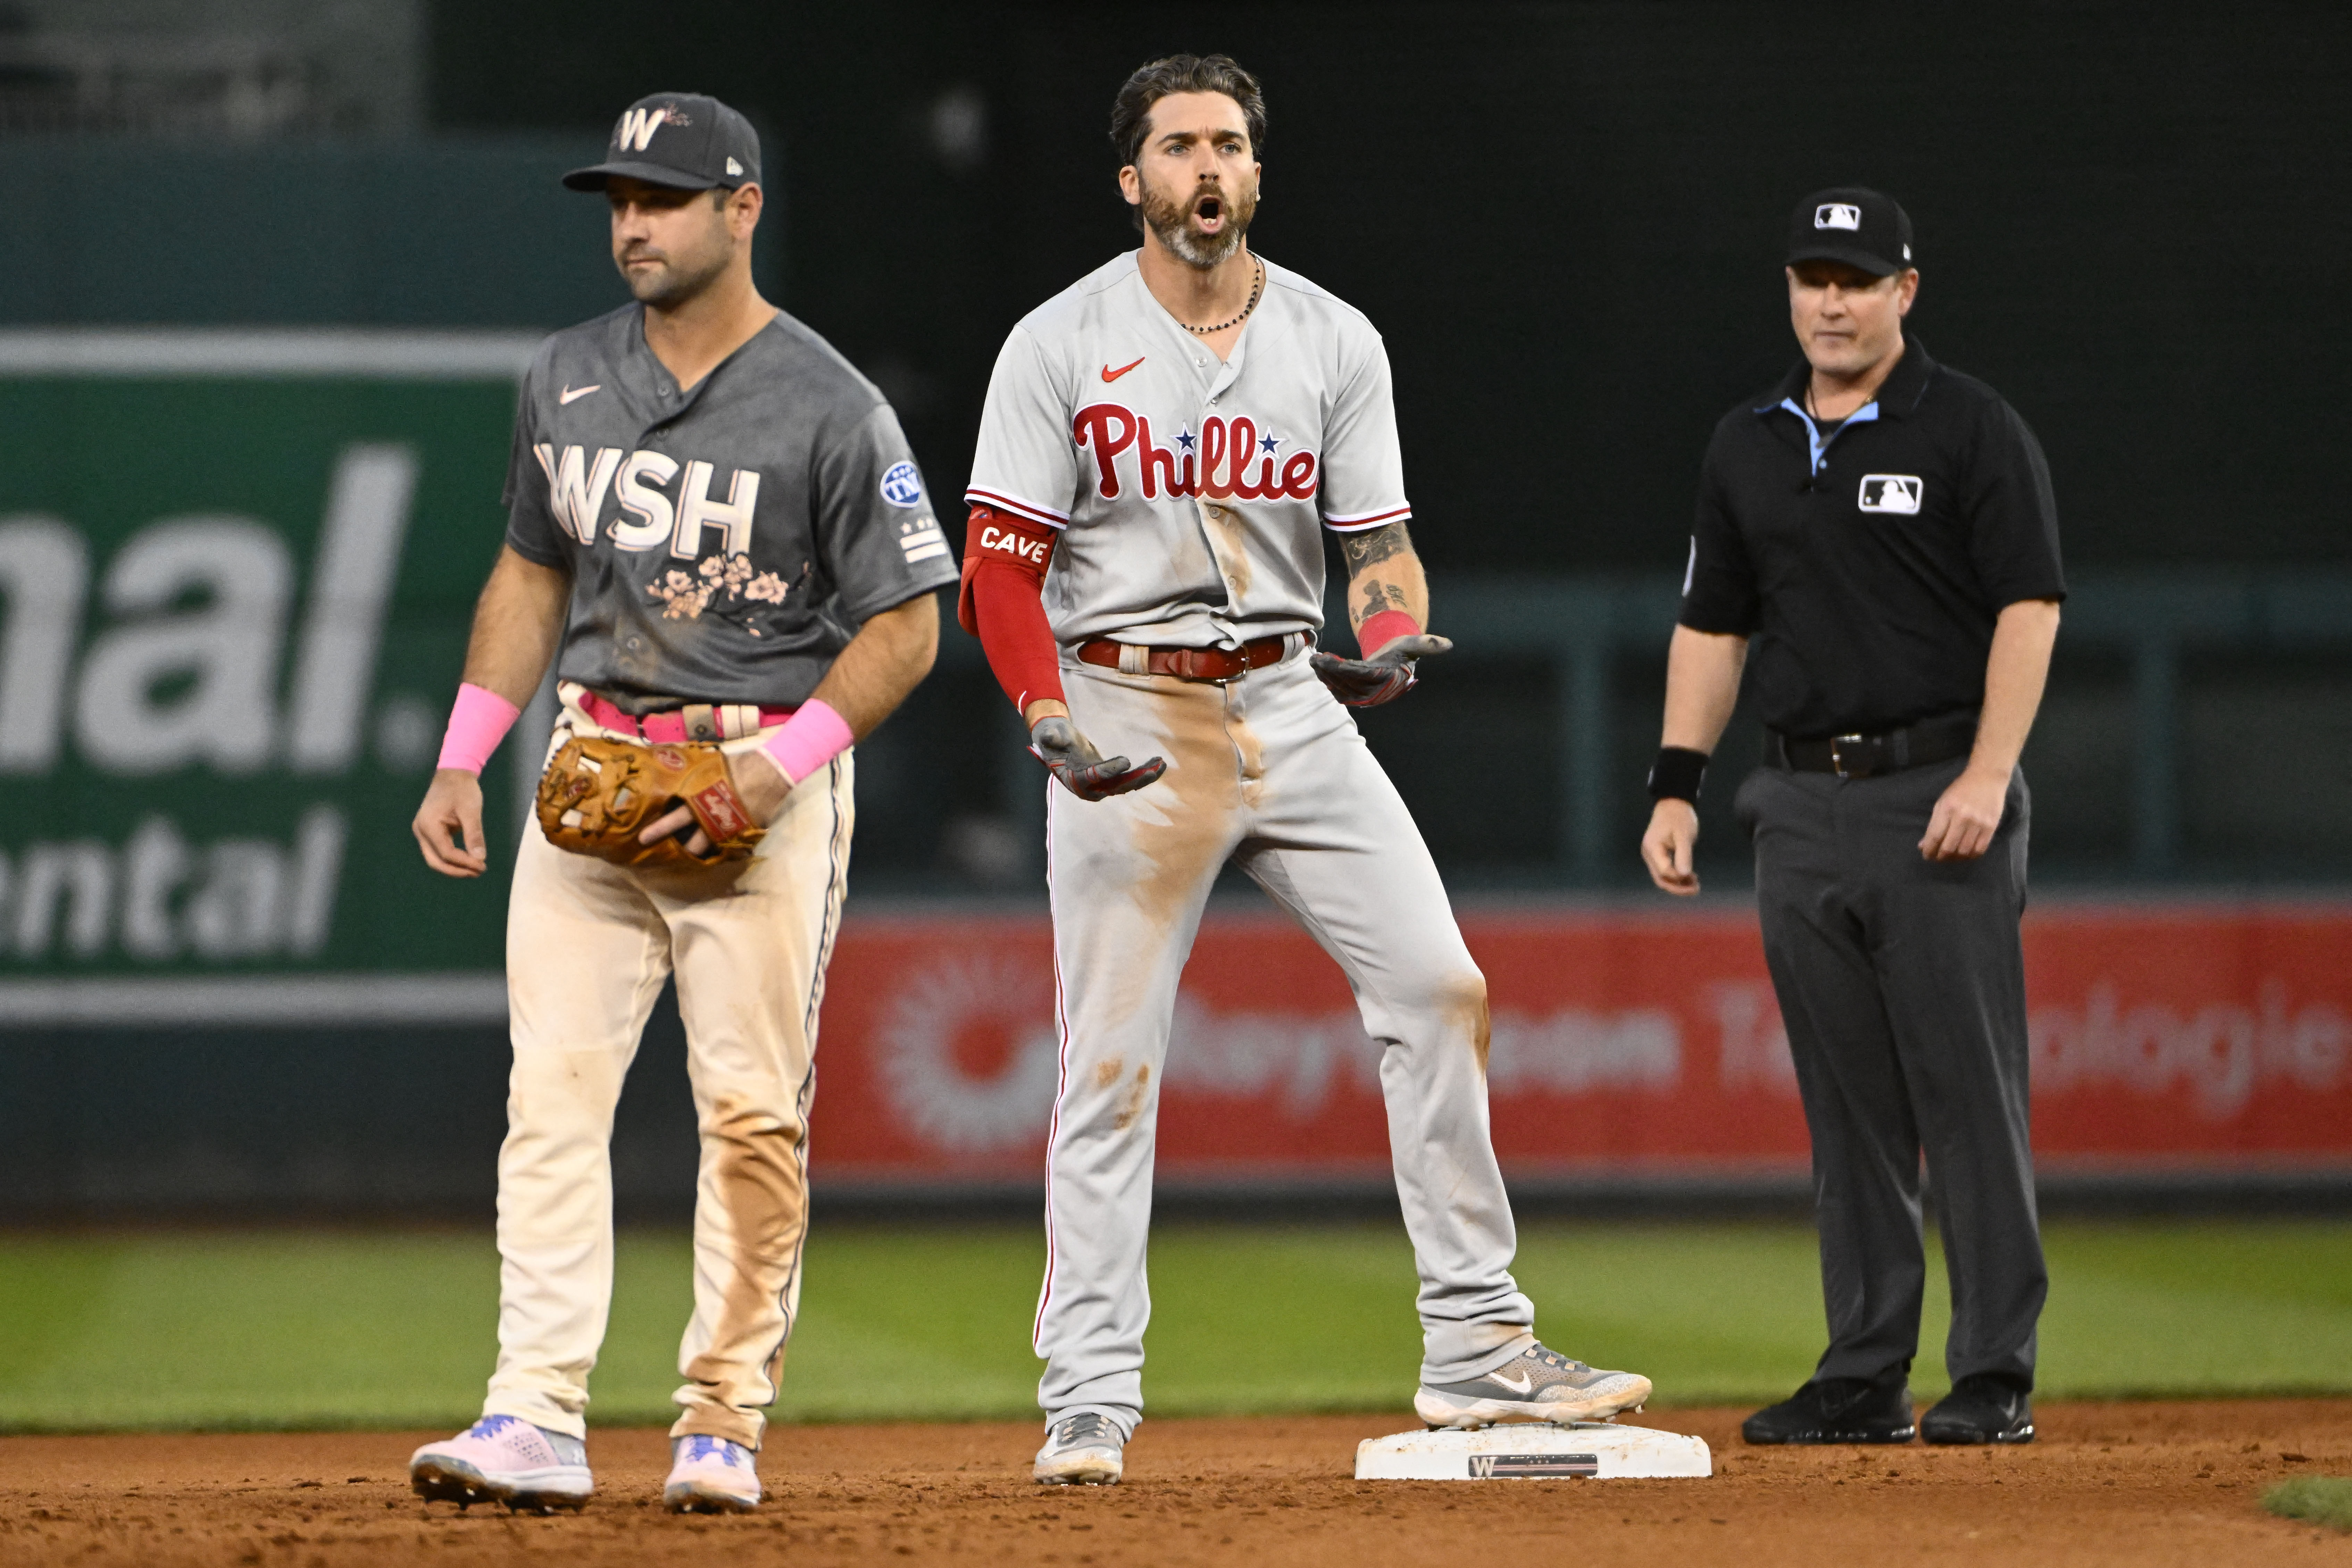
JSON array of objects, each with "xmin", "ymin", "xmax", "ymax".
[
  {"xmin": 532, "ymin": 442, "xmax": 762, "ymax": 558},
  {"xmin": 1071, "ymin": 404, "xmax": 1319, "ymax": 502},
  {"xmin": 967, "ymin": 251, "xmax": 1412, "ymax": 650}
]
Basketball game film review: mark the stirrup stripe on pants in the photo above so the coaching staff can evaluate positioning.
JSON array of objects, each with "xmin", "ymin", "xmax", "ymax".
[
  {"xmin": 755, "ymin": 751, "xmax": 855, "ymax": 1386},
  {"xmin": 1033, "ymin": 776, "xmax": 1073, "ymax": 1352}
]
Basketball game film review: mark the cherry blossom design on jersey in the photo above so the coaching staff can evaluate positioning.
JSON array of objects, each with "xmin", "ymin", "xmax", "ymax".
[
  {"xmin": 1072, "ymin": 403, "xmax": 1318, "ymax": 503},
  {"xmin": 646, "ymin": 552, "xmax": 805, "ymax": 636}
]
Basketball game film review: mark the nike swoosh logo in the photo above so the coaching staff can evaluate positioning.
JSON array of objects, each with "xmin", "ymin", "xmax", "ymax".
[
  {"xmin": 559, "ymin": 383, "xmax": 602, "ymax": 405},
  {"xmin": 1489, "ymin": 1370, "xmax": 1534, "ymax": 1395},
  {"xmin": 1101, "ymin": 356, "xmax": 1145, "ymax": 382}
]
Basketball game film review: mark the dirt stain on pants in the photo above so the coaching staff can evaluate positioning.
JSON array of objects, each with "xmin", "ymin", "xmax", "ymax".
[
  {"xmin": 676, "ymin": 1092, "xmax": 809, "ymax": 1444},
  {"xmin": 487, "ymin": 720, "xmax": 851, "ymax": 1451}
]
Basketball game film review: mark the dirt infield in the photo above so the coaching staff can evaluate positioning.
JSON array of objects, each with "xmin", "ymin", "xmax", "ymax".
[{"xmin": 1, "ymin": 1400, "xmax": 2347, "ymax": 1567}]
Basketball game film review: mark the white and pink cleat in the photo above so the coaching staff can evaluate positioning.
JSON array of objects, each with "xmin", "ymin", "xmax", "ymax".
[
  {"xmin": 409, "ymin": 1415, "xmax": 593, "ymax": 1512},
  {"xmin": 664, "ymin": 1434, "xmax": 762, "ymax": 1513}
]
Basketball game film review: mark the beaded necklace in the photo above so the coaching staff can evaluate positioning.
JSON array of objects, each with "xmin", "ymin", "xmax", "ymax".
[{"xmin": 1179, "ymin": 257, "xmax": 1263, "ymax": 335}]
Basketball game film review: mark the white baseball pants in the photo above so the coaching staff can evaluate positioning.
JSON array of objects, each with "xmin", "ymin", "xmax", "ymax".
[
  {"xmin": 1034, "ymin": 647, "xmax": 1536, "ymax": 1435},
  {"xmin": 483, "ymin": 699, "xmax": 853, "ymax": 1449}
]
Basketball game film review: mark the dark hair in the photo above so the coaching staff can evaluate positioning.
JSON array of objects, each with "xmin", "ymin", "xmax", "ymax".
[{"xmin": 1109, "ymin": 54, "xmax": 1266, "ymax": 169}]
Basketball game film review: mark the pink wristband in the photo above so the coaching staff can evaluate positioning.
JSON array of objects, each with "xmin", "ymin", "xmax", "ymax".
[
  {"xmin": 1357, "ymin": 610, "xmax": 1421, "ymax": 657},
  {"xmin": 760, "ymin": 698, "xmax": 855, "ymax": 784},
  {"xmin": 436, "ymin": 682, "xmax": 521, "ymax": 774}
]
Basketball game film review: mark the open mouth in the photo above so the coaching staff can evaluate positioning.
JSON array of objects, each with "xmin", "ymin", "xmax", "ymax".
[{"xmin": 1193, "ymin": 194, "xmax": 1225, "ymax": 232}]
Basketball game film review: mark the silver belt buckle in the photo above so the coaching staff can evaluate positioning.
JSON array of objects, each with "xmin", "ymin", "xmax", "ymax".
[{"xmin": 1829, "ymin": 733, "xmax": 1867, "ymax": 778}]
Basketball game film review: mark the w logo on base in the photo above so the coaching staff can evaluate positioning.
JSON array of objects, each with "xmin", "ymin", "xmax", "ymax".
[{"xmin": 1468, "ymin": 1453, "xmax": 1601, "ymax": 1479}]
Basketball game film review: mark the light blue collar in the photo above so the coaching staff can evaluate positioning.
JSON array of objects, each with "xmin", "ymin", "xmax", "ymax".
[{"xmin": 1777, "ymin": 396, "xmax": 1880, "ymax": 474}]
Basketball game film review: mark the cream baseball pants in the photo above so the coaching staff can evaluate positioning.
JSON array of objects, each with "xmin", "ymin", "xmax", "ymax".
[{"xmin": 482, "ymin": 704, "xmax": 853, "ymax": 1449}]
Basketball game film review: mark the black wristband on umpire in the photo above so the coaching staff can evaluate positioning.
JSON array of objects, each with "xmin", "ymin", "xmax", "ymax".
[{"xmin": 1647, "ymin": 746, "xmax": 1709, "ymax": 804}]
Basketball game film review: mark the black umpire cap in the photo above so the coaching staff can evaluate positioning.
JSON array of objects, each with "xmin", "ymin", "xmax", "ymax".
[
  {"xmin": 564, "ymin": 92, "xmax": 762, "ymax": 192},
  {"xmin": 1787, "ymin": 187, "xmax": 1914, "ymax": 276}
]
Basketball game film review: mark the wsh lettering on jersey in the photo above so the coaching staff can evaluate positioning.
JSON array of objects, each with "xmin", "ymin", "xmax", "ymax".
[
  {"xmin": 1072, "ymin": 402, "xmax": 1318, "ymax": 503},
  {"xmin": 534, "ymin": 444, "xmax": 760, "ymax": 558}
]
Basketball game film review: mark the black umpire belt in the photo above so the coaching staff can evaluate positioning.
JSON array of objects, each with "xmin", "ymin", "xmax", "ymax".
[{"xmin": 1766, "ymin": 711, "xmax": 1978, "ymax": 779}]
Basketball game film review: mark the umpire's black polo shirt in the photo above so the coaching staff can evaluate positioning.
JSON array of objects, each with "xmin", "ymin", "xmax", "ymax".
[{"xmin": 1678, "ymin": 338, "xmax": 2065, "ymax": 739}]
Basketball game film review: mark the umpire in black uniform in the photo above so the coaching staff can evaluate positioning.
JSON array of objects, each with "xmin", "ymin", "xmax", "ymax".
[{"xmin": 1640, "ymin": 188, "xmax": 2063, "ymax": 1445}]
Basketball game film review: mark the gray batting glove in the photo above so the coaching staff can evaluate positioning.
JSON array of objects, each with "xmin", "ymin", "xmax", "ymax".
[
  {"xmin": 1029, "ymin": 715, "xmax": 1167, "ymax": 801},
  {"xmin": 1310, "ymin": 633, "xmax": 1452, "ymax": 707}
]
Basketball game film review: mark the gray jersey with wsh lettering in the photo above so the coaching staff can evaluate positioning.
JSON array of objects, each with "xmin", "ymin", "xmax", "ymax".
[{"xmin": 505, "ymin": 304, "xmax": 956, "ymax": 714}]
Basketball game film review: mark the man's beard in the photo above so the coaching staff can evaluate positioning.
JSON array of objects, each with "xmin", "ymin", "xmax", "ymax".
[
  {"xmin": 1140, "ymin": 178, "xmax": 1256, "ymax": 269},
  {"xmin": 619, "ymin": 241, "xmax": 730, "ymax": 308}
]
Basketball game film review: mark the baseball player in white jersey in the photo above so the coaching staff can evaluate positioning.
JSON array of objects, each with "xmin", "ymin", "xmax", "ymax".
[
  {"xmin": 958, "ymin": 55, "xmax": 1655, "ymax": 1485},
  {"xmin": 404, "ymin": 93, "xmax": 955, "ymax": 1513}
]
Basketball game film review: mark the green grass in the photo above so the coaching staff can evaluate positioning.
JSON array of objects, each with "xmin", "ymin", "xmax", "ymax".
[
  {"xmin": 1, "ymin": 1220, "xmax": 2349, "ymax": 1431},
  {"xmin": 2265, "ymin": 1477, "xmax": 2352, "ymax": 1532}
]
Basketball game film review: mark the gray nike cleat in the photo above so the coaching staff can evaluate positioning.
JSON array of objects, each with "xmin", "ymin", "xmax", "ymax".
[
  {"xmin": 1415, "ymin": 1342, "xmax": 1654, "ymax": 1428},
  {"xmin": 1033, "ymin": 1411, "xmax": 1125, "ymax": 1485}
]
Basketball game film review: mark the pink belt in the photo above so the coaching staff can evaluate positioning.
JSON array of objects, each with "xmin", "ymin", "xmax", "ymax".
[{"xmin": 577, "ymin": 691, "xmax": 795, "ymax": 744}]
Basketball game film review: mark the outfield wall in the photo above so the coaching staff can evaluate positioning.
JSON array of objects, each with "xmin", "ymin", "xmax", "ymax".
[
  {"xmin": 812, "ymin": 901, "xmax": 2352, "ymax": 1191},
  {"xmin": 3, "ymin": 901, "xmax": 2346, "ymax": 1216}
]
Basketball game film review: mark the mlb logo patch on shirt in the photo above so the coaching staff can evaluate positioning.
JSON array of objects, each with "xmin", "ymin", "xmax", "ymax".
[{"xmin": 1858, "ymin": 474, "xmax": 1923, "ymax": 515}]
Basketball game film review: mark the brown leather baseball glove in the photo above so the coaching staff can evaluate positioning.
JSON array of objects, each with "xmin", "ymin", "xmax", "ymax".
[{"xmin": 535, "ymin": 736, "xmax": 766, "ymax": 867}]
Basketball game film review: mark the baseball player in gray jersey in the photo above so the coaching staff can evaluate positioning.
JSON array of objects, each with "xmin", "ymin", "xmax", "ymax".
[
  {"xmin": 406, "ymin": 92, "xmax": 956, "ymax": 1514},
  {"xmin": 959, "ymin": 55, "xmax": 1654, "ymax": 1485}
]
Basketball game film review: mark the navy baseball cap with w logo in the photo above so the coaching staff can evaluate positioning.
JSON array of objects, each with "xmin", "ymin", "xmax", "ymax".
[
  {"xmin": 1787, "ymin": 186, "xmax": 1915, "ymax": 276},
  {"xmin": 563, "ymin": 92, "xmax": 762, "ymax": 192}
]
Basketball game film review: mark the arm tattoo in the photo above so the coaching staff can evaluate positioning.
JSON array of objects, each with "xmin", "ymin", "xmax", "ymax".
[
  {"xmin": 1353, "ymin": 579, "xmax": 1409, "ymax": 628},
  {"xmin": 1338, "ymin": 521, "xmax": 1411, "ymax": 573}
]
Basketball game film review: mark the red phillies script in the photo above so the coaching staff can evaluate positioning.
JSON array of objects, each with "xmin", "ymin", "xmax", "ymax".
[
  {"xmin": 807, "ymin": 904, "xmax": 2352, "ymax": 1184},
  {"xmin": 1072, "ymin": 402, "xmax": 1318, "ymax": 502}
]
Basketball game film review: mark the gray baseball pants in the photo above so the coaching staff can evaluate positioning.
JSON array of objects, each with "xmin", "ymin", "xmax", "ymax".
[
  {"xmin": 1737, "ymin": 755, "xmax": 2048, "ymax": 1391},
  {"xmin": 1035, "ymin": 646, "xmax": 1536, "ymax": 1436}
]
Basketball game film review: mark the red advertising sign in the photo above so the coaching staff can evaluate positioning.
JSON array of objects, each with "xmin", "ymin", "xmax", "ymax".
[{"xmin": 809, "ymin": 903, "xmax": 2352, "ymax": 1186}]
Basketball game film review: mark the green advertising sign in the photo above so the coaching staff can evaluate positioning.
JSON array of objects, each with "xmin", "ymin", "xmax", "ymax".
[{"xmin": 3, "ymin": 330, "xmax": 547, "ymax": 1024}]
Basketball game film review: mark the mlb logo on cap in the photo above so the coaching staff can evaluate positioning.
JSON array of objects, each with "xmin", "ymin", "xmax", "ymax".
[{"xmin": 1787, "ymin": 186, "xmax": 1915, "ymax": 277}]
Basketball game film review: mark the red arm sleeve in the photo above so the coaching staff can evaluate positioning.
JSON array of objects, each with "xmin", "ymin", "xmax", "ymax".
[{"xmin": 958, "ymin": 504, "xmax": 1067, "ymax": 714}]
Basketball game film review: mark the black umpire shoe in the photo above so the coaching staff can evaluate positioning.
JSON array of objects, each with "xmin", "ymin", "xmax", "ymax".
[
  {"xmin": 1921, "ymin": 1375, "xmax": 2035, "ymax": 1444},
  {"xmin": 1742, "ymin": 1377, "xmax": 1916, "ymax": 1444}
]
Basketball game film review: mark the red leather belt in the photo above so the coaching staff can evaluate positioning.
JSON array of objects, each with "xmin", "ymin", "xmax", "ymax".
[
  {"xmin": 1075, "ymin": 633, "xmax": 1298, "ymax": 682},
  {"xmin": 577, "ymin": 690, "xmax": 794, "ymax": 744}
]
